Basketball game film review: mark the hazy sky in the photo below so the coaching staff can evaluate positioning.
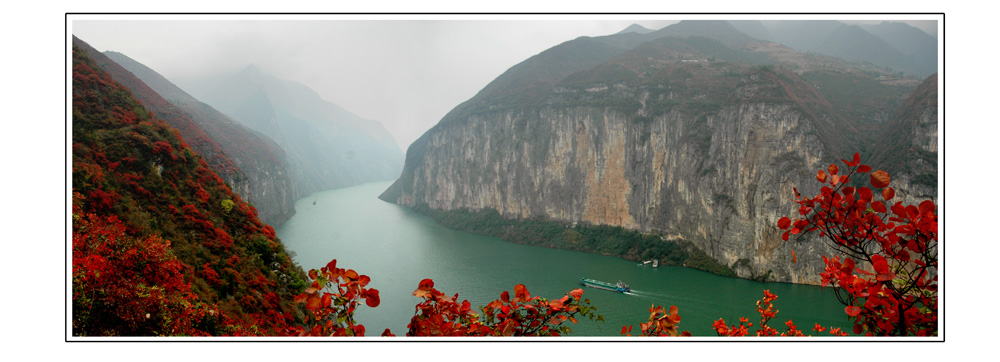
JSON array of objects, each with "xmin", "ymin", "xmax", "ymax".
[{"xmin": 70, "ymin": 15, "xmax": 939, "ymax": 151}]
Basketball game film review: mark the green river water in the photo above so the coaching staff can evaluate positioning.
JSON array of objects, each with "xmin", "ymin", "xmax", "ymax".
[{"xmin": 276, "ymin": 181, "xmax": 852, "ymax": 336}]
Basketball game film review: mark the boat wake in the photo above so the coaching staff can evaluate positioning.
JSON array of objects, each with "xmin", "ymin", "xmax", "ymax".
[
  {"xmin": 623, "ymin": 290, "xmax": 670, "ymax": 299},
  {"xmin": 623, "ymin": 289, "xmax": 699, "ymax": 305}
]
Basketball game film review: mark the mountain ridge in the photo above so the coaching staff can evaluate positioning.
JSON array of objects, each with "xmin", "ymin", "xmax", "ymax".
[
  {"xmin": 91, "ymin": 45, "xmax": 298, "ymax": 225},
  {"xmin": 71, "ymin": 43, "xmax": 307, "ymax": 335},
  {"xmin": 193, "ymin": 65, "xmax": 405, "ymax": 196},
  {"xmin": 382, "ymin": 21, "xmax": 938, "ymax": 284}
]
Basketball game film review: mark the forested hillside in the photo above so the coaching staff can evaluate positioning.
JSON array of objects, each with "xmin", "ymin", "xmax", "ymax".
[{"xmin": 72, "ymin": 44, "xmax": 307, "ymax": 336}]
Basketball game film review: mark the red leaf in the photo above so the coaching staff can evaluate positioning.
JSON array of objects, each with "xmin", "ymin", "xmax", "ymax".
[
  {"xmin": 853, "ymin": 152, "xmax": 860, "ymax": 166},
  {"xmin": 549, "ymin": 298, "xmax": 564, "ymax": 310},
  {"xmin": 891, "ymin": 203, "xmax": 906, "ymax": 217},
  {"xmin": 872, "ymin": 201, "xmax": 886, "ymax": 213},
  {"xmin": 817, "ymin": 170, "xmax": 827, "ymax": 183},
  {"xmin": 418, "ymin": 278, "xmax": 435, "ymax": 290},
  {"xmin": 845, "ymin": 306, "xmax": 862, "ymax": 317},
  {"xmin": 877, "ymin": 272, "xmax": 896, "ymax": 282},
  {"xmin": 882, "ymin": 187, "xmax": 895, "ymax": 201},
  {"xmin": 514, "ymin": 284, "xmax": 531, "ymax": 301},
  {"xmin": 781, "ymin": 231, "xmax": 790, "ymax": 241},
  {"xmin": 858, "ymin": 187, "xmax": 872, "ymax": 203},
  {"xmin": 293, "ymin": 293, "xmax": 308, "ymax": 304},
  {"xmin": 919, "ymin": 200, "xmax": 936, "ymax": 216},
  {"xmin": 791, "ymin": 249, "xmax": 797, "ymax": 263},
  {"xmin": 858, "ymin": 164, "xmax": 871, "ymax": 173},
  {"xmin": 896, "ymin": 250, "xmax": 911, "ymax": 263},
  {"xmin": 306, "ymin": 294, "xmax": 322, "ymax": 312},
  {"xmin": 872, "ymin": 255, "xmax": 889, "ymax": 274},
  {"xmin": 569, "ymin": 288, "xmax": 584, "ymax": 300},
  {"xmin": 343, "ymin": 269, "xmax": 359, "ymax": 280},
  {"xmin": 828, "ymin": 164, "xmax": 839, "ymax": 175},
  {"xmin": 365, "ymin": 289, "xmax": 381, "ymax": 308},
  {"xmin": 870, "ymin": 170, "xmax": 891, "ymax": 188},
  {"xmin": 842, "ymin": 258, "xmax": 856, "ymax": 274},
  {"xmin": 325, "ymin": 259, "xmax": 338, "ymax": 272},
  {"xmin": 777, "ymin": 217, "xmax": 791, "ymax": 229}
]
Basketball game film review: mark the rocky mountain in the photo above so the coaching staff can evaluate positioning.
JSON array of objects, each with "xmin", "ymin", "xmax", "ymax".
[
  {"xmin": 859, "ymin": 21, "xmax": 938, "ymax": 76},
  {"xmin": 381, "ymin": 21, "xmax": 938, "ymax": 284},
  {"xmin": 727, "ymin": 20, "xmax": 774, "ymax": 43},
  {"xmin": 869, "ymin": 73, "xmax": 939, "ymax": 205},
  {"xmin": 617, "ymin": 23, "xmax": 654, "ymax": 35},
  {"xmin": 186, "ymin": 66, "xmax": 404, "ymax": 197},
  {"xmin": 760, "ymin": 20, "xmax": 937, "ymax": 78},
  {"xmin": 73, "ymin": 37, "xmax": 297, "ymax": 226}
]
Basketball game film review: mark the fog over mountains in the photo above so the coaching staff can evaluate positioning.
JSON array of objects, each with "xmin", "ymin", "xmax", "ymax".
[
  {"xmin": 70, "ymin": 17, "xmax": 939, "ymax": 284},
  {"xmin": 181, "ymin": 65, "xmax": 405, "ymax": 197}
]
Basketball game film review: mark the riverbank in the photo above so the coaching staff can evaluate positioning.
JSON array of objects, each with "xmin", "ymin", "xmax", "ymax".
[{"xmin": 410, "ymin": 204, "xmax": 746, "ymax": 280}]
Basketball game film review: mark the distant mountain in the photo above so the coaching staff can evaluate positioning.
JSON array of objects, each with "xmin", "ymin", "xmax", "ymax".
[
  {"xmin": 76, "ymin": 43, "xmax": 298, "ymax": 226},
  {"xmin": 191, "ymin": 66, "xmax": 404, "ymax": 196},
  {"xmin": 860, "ymin": 21, "xmax": 938, "ymax": 76},
  {"xmin": 649, "ymin": 20, "xmax": 757, "ymax": 48},
  {"xmin": 617, "ymin": 23, "xmax": 654, "ymax": 34},
  {"xmin": 727, "ymin": 20, "xmax": 774, "ymax": 42},
  {"xmin": 760, "ymin": 20, "xmax": 937, "ymax": 78}
]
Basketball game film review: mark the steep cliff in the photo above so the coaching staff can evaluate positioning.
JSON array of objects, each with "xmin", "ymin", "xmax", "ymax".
[
  {"xmin": 382, "ymin": 25, "xmax": 938, "ymax": 284},
  {"xmin": 869, "ymin": 74, "xmax": 939, "ymax": 205},
  {"xmin": 74, "ymin": 37, "xmax": 298, "ymax": 226}
]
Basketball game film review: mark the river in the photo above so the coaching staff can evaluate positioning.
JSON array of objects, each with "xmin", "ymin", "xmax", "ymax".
[{"xmin": 276, "ymin": 181, "xmax": 852, "ymax": 336}]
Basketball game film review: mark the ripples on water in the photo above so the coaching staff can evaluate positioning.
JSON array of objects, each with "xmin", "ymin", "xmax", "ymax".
[{"xmin": 277, "ymin": 182, "xmax": 851, "ymax": 336}]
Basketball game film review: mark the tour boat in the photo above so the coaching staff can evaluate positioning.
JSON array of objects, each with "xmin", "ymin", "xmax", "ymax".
[{"xmin": 579, "ymin": 278, "xmax": 631, "ymax": 293}]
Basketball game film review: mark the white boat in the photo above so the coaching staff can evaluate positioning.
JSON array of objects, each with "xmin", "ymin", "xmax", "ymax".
[{"xmin": 652, "ymin": 259, "xmax": 659, "ymax": 268}]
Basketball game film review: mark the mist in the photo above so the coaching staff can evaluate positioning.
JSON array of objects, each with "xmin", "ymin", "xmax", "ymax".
[
  {"xmin": 71, "ymin": 18, "xmax": 682, "ymax": 150},
  {"xmin": 71, "ymin": 16, "xmax": 937, "ymax": 151}
]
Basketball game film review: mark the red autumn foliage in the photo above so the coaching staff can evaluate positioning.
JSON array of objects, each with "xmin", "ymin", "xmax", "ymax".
[
  {"xmin": 73, "ymin": 203, "xmax": 216, "ymax": 336},
  {"xmin": 778, "ymin": 153, "xmax": 938, "ymax": 336},
  {"xmin": 72, "ymin": 45, "xmax": 306, "ymax": 336},
  {"xmin": 707, "ymin": 290, "xmax": 849, "ymax": 337},
  {"xmin": 406, "ymin": 278, "xmax": 601, "ymax": 336},
  {"xmin": 73, "ymin": 40, "xmax": 938, "ymax": 337},
  {"xmin": 621, "ymin": 304, "xmax": 690, "ymax": 337},
  {"xmin": 286, "ymin": 259, "xmax": 381, "ymax": 336}
]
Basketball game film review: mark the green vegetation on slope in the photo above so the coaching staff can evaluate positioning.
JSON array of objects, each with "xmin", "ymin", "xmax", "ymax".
[
  {"xmin": 72, "ymin": 44, "xmax": 307, "ymax": 336},
  {"xmin": 411, "ymin": 205, "xmax": 734, "ymax": 277}
]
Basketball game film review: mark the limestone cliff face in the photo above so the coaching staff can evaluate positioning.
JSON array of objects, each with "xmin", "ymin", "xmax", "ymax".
[
  {"xmin": 385, "ymin": 67, "xmax": 854, "ymax": 283},
  {"xmin": 382, "ymin": 27, "xmax": 937, "ymax": 284}
]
